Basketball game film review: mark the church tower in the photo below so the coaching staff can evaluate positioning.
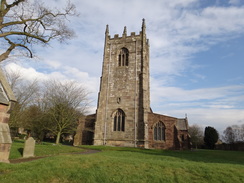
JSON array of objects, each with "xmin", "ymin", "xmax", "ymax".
[{"xmin": 94, "ymin": 19, "xmax": 151, "ymax": 148}]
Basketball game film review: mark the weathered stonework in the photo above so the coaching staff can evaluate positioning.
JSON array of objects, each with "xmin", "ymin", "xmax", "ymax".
[
  {"xmin": 23, "ymin": 137, "xmax": 35, "ymax": 158},
  {"xmin": 81, "ymin": 20, "xmax": 190, "ymax": 150},
  {"xmin": 94, "ymin": 19, "xmax": 150, "ymax": 148},
  {"xmin": 147, "ymin": 113, "xmax": 190, "ymax": 149},
  {"xmin": 0, "ymin": 68, "xmax": 16, "ymax": 163},
  {"xmin": 0, "ymin": 122, "xmax": 12, "ymax": 163}
]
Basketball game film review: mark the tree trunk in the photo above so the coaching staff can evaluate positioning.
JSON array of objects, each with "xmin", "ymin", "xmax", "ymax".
[{"xmin": 56, "ymin": 131, "xmax": 61, "ymax": 144}]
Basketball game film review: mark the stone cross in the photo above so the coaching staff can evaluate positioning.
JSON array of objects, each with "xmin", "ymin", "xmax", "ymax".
[{"xmin": 23, "ymin": 137, "xmax": 35, "ymax": 158}]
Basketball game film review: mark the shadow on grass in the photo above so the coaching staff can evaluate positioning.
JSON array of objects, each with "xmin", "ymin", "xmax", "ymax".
[
  {"xmin": 84, "ymin": 145, "xmax": 244, "ymax": 166},
  {"xmin": 119, "ymin": 148, "xmax": 244, "ymax": 166},
  {"xmin": 18, "ymin": 148, "xmax": 23, "ymax": 156}
]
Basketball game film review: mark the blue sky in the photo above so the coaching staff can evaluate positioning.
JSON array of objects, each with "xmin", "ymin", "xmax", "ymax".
[{"xmin": 2, "ymin": 0, "xmax": 244, "ymax": 134}]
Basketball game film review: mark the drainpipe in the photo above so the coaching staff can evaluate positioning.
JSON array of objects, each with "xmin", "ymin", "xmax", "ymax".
[{"xmin": 134, "ymin": 40, "xmax": 137, "ymax": 147}]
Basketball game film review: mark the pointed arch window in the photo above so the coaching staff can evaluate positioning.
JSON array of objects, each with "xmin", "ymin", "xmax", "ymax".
[
  {"xmin": 118, "ymin": 48, "xmax": 129, "ymax": 66},
  {"xmin": 113, "ymin": 109, "xmax": 125, "ymax": 131},
  {"xmin": 154, "ymin": 122, "xmax": 165, "ymax": 141}
]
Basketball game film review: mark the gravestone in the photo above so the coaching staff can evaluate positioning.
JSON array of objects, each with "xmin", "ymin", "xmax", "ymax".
[{"xmin": 23, "ymin": 137, "xmax": 35, "ymax": 158}]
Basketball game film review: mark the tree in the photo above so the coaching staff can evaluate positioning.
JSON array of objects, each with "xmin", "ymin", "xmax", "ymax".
[
  {"xmin": 0, "ymin": 0, "xmax": 76, "ymax": 62},
  {"xmin": 222, "ymin": 126, "xmax": 235, "ymax": 144},
  {"xmin": 222, "ymin": 125, "xmax": 244, "ymax": 143},
  {"xmin": 241, "ymin": 124, "xmax": 244, "ymax": 141},
  {"xmin": 5, "ymin": 69, "xmax": 91, "ymax": 143},
  {"xmin": 42, "ymin": 80, "xmax": 89, "ymax": 144},
  {"xmin": 204, "ymin": 126, "xmax": 219, "ymax": 149},
  {"xmin": 189, "ymin": 124, "xmax": 203, "ymax": 149},
  {"xmin": 23, "ymin": 104, "xmax": 48, "ymax": 142},
  {"xmin": 4, "ymin": 69, "xmax": 39, "ymax": 129}
]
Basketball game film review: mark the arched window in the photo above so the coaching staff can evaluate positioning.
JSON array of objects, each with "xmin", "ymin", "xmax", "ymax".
[
  {"xmin": 118, "ymin": 48, "xmax": 129, "ymax": 66},
  {"xmin": 113, "ymin": 109, "xmax": 125, "ymax": 131},
  {"xmin": 154, "ymin": 122, "xmax": 165, "ymax": 141}
]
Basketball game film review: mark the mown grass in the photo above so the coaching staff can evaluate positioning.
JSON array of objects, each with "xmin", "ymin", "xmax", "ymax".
[
  {"xmin": 82, "ymin": 145, "xmax": 244, "ymax": 165},
  {"xmin": 1, "ymin": 144, "xmax": 244, "ymax": 183},
  {"xmin": 9, "ymin": 140, "xmax": 85, "ymax": 159}
]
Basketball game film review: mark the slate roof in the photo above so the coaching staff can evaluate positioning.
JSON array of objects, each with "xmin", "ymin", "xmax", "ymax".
[
  {"xmin": 176, "ymin": 118, "xmax": 189, "ymax": 130},
  {"xmin": 0, "ymin": 90, "xmax": 9, "ymax": 105},
  {"xmin": 0, "ymin": 67, "xmax": 16, "ymax": 105}
]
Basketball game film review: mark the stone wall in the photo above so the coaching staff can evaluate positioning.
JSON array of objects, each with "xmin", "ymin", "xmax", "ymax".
[
  {"xmin": 94, "ymin": 20, "xmax": 150, "ymax": 147},
  {"xmin": 0, "ymin": 68, "xmax": 16, "ymax": 163},
  {"xmin": 81, "ymin": 114, "xmax": 96, "ymax": 145},
  {"xmin": 92, "ymin": 20, "xmax": 190, "ymax": 150},
  {"xmin": 147, "ymin": 113, "xmax": 190, "ymax": 150},
  {"xmin": 74, "ymin": 114, "xmax": 96, "ymax": 146},
  {"xmin": 148, "ymin": 112, "xmax": 178, "ymax": 149},
  {"xmin": 0, "ymin": 104, "xmax": 12, "ymax": 163},
  {"xmin": 175, "ymin": 129, "xmax": 191, "ymax": 150}
]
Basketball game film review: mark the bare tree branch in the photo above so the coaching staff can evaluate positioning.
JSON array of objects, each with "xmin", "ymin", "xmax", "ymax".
[
  {"xmin": 42, "ymin": 80, "xmax": 90, "ymax": 144},
  {"xmin": 0, "ymin": 36, "xmax": 33, "ymax": 60},
  {"xmin": 1, "ymin": 31, "xmax": 51, "ymax": 42},
  {"xmin": 6, "ymin": 0, "xmax": 25, "ymax": 10},
  {"xmin": 0, "ymin": 0, "xmax": 77, "ymax": 62},
  {"xmin": 0, "ymin": 42, "xmax": 15, "ymax": 61},
  {"xmin": 0, "ymin": 0, "xmax": 25, "ymax": 23},
  {"xmin": 4, "ymin": 68, "xmax": 40, "ymax": 128}
]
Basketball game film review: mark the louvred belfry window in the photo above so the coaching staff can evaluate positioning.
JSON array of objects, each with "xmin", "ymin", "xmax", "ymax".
[{"xmin": 118, "ymin": 48, "xmax": 129, "ymax": 66}]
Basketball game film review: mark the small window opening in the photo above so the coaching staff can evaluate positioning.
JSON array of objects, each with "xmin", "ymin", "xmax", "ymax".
[
  {"xmin": 118, "ymin": 48, "xmax": 129, "ymax": 66},
  {"xmin": 181, "ymin": 134, "xmax": 184, "ymax": 141}
]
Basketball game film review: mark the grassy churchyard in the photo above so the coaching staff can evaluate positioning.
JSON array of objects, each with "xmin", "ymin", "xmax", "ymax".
[{"xmin": 0, "ymin": 141, "xmax": 243, "ymax": 183}]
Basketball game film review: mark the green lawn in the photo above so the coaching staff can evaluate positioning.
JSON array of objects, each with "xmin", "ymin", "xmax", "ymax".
[
  {"xmin": 0, "ymin": 143, "xmax": 243, "ymax": 183},
  {"xmin": 9, "ymin": 140, "xmax": 85, "ymax": 159}
]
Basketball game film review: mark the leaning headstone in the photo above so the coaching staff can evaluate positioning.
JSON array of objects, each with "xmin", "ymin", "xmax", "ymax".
[{"xmin": 23, "ymin": 137, "xmax": 35, "ymax": 158}]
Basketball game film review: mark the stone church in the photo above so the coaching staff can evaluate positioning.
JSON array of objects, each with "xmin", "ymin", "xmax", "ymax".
[
  {"xmin": 75, "ymin": 19, "xmax": 190, "ymax": 150},
  {"xmin": 0, "ymin": 68, "xmax": 16, "ymax": 163}
]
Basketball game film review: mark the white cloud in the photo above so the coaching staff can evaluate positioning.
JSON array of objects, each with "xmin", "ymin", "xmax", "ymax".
[
  {"xmin": 3, "ymin": 62, "xmax": 49, "ymax": 81},
  {"xmin": 25, "ymin": 0, "xmax": 244, "ymax": 79},
  {"xmin": 62, "ymin": 65, "xmax": 100, "ymax": 94},
  {"xmin": 2, "ymin": 62, "xmax": 99, "ymax": 113},
  {"xmin": 2, "ymin": 0, "xmax": 244, "ymax": 133},
  {"xmin": 160, "ymin": 107, "xmax": 244, "ymax": 134},
  {"xmin": 150, "ymin": 79, "xmax": 244, "ymax": 133},
  {"xmin": 141, "ymin": 4, "xmax": 244, "ymax": 78},
  {"xmin": 45, "ymin": 60, "xmax": 62, "ymax": 69},
  {"xmin": 229, "ymin": 0, "xmax": 241, "ymax": 6},
  {"xmin": 151, "ymin": 76, "xmax": 244, "ymax": 102}
]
